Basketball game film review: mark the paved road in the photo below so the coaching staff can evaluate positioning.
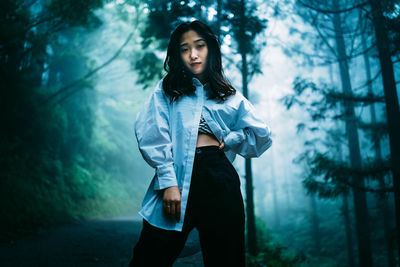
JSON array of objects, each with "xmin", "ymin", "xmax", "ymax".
[{"xmin": 0, "ymin": 216, "xmax": 203, "ymax": 267}]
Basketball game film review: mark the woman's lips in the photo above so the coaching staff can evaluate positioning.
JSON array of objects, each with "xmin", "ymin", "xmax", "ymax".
[{"xmin": 191, "ymin": 63, "xmax": 201, "ymax": 66}]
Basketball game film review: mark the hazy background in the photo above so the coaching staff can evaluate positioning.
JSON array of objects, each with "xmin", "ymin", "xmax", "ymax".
[{"xmin": 1, "ymin": 0, "xmax": 399, "ymax": 266}]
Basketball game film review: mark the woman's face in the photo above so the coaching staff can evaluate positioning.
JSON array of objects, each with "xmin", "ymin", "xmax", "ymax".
[{"xmin": 179, "ymin": 30, "xmax": 208, "ymax": 81}]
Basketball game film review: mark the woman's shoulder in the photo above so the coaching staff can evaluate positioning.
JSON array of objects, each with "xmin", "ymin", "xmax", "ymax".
[
  {"xmin": 150, "ymin": 77, "xmax": 168, "ymax": 99},
  {"xmin": 221, "ymin": 89, "xmax": 246, "ymax": 105},
  {"xmin": 153, "ymin": 77, "xmax": 165, "ymax": 92},
  {"xmin": 224, "ymin": 90, "xmax": 256, "ymax": 114}
]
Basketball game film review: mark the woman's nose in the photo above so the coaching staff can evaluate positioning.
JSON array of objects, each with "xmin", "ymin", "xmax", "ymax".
[{"xmin": 190, "ymin": 49, "xmax": 198, "ymax": 59}]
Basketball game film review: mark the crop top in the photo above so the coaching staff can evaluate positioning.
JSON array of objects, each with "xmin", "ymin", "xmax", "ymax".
[{"xmin": 198, "ymin": 113, "xmax": 214, "ymax": 135}]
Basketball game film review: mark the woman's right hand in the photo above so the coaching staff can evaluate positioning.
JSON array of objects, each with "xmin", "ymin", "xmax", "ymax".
[{"xmin": 163, "ymin": 186, "xmax": 181, "ymax": 222}]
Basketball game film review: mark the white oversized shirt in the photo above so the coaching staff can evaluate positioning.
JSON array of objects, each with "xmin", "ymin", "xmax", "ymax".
[{"xmin": 134, "ymin": 77, "xmax": 272, "ymax": 231}]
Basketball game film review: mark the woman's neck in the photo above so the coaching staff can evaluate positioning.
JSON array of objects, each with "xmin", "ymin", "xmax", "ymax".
[{"xmin": 195, "ymin": 74, "xmax": 207, "ymax": 85}]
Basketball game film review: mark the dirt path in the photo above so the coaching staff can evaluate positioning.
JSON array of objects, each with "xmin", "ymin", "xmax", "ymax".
[{"xmin": 0, "ymin": 216, "xmax": 203, "ymax": 267}]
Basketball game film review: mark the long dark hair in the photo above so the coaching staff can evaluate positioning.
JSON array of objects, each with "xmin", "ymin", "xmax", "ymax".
[{"xmin": 162, "ymin": 20, "xmax": 236, "ymax": 103}]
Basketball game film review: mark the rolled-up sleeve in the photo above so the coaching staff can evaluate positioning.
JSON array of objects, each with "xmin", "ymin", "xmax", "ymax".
[
  {"xmin": 223, "ymin": 96, "xmax": 272, "ymax": 158},
  {"xmin": 134, "ymin": 80, "xmax": 178, "ymax": 190}
]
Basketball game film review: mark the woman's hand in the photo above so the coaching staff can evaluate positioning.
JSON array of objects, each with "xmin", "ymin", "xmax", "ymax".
[
  {"xmin": 219, "ymin": 140, "xmax": 225, "ymax": 150},
  {"xmin": 163, "ymin": 186, "xmax": 181, "ymax": 221}
]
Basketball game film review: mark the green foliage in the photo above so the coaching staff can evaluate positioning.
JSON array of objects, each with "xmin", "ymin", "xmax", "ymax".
[
  {"xmin": 130, "ymin": 0, "xmax": 269, "ymax": 87},
  {"xmin": 132, "ymin": 51, "xmax": 164, "ymax": 89},
  {"xmin": 380, "ymin": 0, "xmax": 400, "ymax": 56},
  {"xmin": 280, "ymin": 77, "xmax": 386, "ymax": 123},
  {"xmin": 300, "ymin": 150, "xmax": 392, "ymax": 198},
  {"xmin": 279, "ymin": 76, "xmax": 392, "ymax": 199},
  {"xmin": 223, "ymin": 0, "xmax": 267, "ymax": 55},
  {"xmin": 47, "ymin": 0, "xmax": 104, "ymax": 29},
  {"xmin": 0, "ymin": 0, "xmax": 144, "ymax": 241},
  {"xmin": 245, "ymin": 217, "xmax": 307, "ymax": 267}
]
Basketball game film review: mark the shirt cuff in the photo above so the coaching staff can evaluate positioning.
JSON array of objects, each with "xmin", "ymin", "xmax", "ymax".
[
  {"xmin": 223, "ymin": 129, "xmax": 245, "ymax": 151},
  {"xmin": 153, "ymin": 162, "xmax": 178, "ymax": 190}
]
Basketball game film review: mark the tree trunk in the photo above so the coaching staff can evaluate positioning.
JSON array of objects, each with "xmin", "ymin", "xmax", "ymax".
[
  {"xmin": 329, "ymin": 64, "xmax": 355, "ymax": 267},
  {"xmin": 216, "ymin": 0, "xmax": 222, "ymax": 43},
  {"xmin": 283, "ymin": 167, "xmax": 291, "ymax": 211},
  {"xmin": 271, "ymin": 161, "xmax": 280, "ymax": 228},
  {"xmin": 266, "ymin": 91, "xmax": 279, "ymax": 227},
  {"xmin": 342, "ymin": 195, "xmax": 355, "ymax": 267},
  {"xmin": 361, "ymin": 29, "xmax": 396, "ymax": 267},
  {"xmin": 332, "ymin": 3, "xmax": 373, "ymax": 266},
  {"xmin": 255, "ymin": 177, "xmax": 267, "ymax": 221},
  {"xmin": 242, "ymin": 48, "xmax": 257, "ymax": 256},
  {"xmin": 310, "ymin": 195, "xmax": 320, "ymax": 255},
  {"xmin": 239, "ymin": 0, "xmax": 257, "ymax": 256},
  {"xmin": 368, "ymin": 0, "xmax": 400, "ymax": 261}
]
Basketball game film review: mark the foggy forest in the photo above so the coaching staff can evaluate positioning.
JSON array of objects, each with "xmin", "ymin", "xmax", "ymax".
[{"xmin": 1, "ymin": 0, "xmax": 399, "ymax": 266}]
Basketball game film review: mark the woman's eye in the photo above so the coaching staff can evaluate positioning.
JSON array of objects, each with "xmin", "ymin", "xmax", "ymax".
[
  {"xmin": 180, "ymin": 48, "xmax": 188, "ymax": 53},
  {"xmin": 197, "ymin": 44, "xmax": 205, "ymax": 48}
]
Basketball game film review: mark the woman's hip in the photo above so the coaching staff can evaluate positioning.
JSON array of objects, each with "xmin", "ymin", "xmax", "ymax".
[{"xmin": 189, "ymin": 145, "xmax": 243, "ymax": 214}]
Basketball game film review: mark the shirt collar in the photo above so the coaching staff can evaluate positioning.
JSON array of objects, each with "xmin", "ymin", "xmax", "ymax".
[
  {"xmin": 192, "ymin": 77, "xmax": 209, "ymax": 88},
  {"xmin": 192, "ymin": 77, "xmax": 202, "ymax": 87}
]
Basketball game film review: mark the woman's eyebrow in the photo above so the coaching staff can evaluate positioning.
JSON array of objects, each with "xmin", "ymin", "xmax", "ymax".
[{"xmin": 180, "ymin": 38, "xmax": 206, "ymax": 47}]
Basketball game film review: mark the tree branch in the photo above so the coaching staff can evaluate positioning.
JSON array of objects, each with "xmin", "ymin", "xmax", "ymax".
[
  {"xmin": 309, "ymin": 11, "xmax": 337, "ymax": 57},
  {"xmin": 40, "ymin": 32, "xmax": 134, "ymax": 106},
  {"xmin": 306, "ymin": 179, "xmax": 394, "ymax": 195},
  {"xmin": 353, "ymin": 69, "xmax": 382, "ymax": 90},
  {"xmin": 298, "ymin": 0, "xmax": 368, "ymax": 14}
]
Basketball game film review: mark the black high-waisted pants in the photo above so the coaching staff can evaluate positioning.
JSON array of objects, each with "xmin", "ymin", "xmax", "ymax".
[{"xmin": 129, "ymin": 145, "xmax": 245, "ymax": 267}]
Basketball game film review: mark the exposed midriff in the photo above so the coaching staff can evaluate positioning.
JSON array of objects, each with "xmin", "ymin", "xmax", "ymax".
[{"xmin": 196, "ymin": 132, "xmax": 220, "ymax": 148}]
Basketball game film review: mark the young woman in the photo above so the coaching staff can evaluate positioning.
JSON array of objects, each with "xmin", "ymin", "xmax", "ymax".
[{"xmin": 129, "ymin": 20, "xmax": 272, "ymax": 267}]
